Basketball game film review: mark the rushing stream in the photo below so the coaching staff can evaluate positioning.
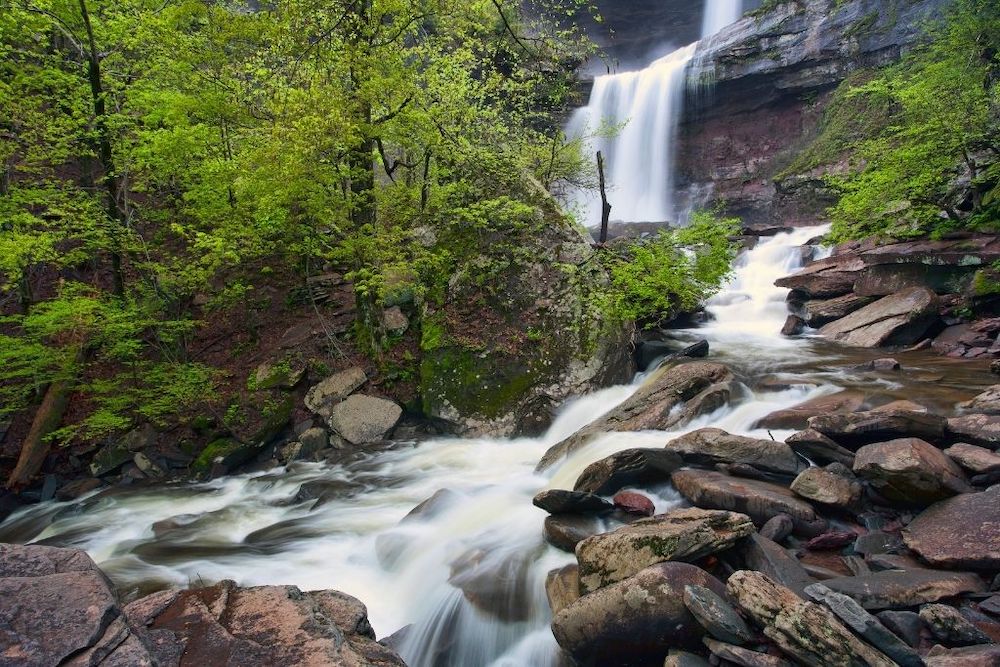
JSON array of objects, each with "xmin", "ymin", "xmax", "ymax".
[{"xmin": 3, "ymin": 227, "xmax": 991, "ymax": 666}]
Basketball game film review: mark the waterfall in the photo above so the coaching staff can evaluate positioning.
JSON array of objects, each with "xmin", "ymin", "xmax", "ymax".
[{"xmin": 565, "ymin": 1, "xmax": 744, "ymax": 228}]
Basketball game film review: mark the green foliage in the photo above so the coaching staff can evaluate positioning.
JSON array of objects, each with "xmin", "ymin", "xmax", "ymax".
[
  {"xmin": 827, "ymin": 0, "xmax": 1000, "ymax": 240},
  {"xmin": 600, "ymin": 212, "xmax": 740, "ymax": 326}
]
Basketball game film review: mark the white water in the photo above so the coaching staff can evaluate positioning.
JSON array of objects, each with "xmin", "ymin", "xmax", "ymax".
[
  {"xmin": 0, "ymin": 230, "xmax": 839, "ymax": 666},
  {"xmin": 701, "ymin": 0, "xmax": 744, "ymax": 39}
]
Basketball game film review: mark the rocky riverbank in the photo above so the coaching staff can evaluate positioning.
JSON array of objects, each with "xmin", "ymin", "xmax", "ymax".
[{"xmin": 535, "ymin": 360, "xmax": 1000, "ymax": 666}]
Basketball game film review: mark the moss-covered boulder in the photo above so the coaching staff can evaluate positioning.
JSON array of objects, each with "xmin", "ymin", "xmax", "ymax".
[
  {"xmin": 191, "ymin": 395, "xmax": 293, "ymax": 476},
  {"xmin": 419, "ymin": 189, "xmax": 633, "ymax": 437}
]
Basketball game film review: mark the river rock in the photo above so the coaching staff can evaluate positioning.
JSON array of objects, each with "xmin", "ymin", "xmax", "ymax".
[
  {"xmin": 775, "ymin": 255, "xmax": 865, "ymax": 299},
  {"xmin": 684, "ymin": 584, "xmax": 754, "ymax": 645},
  {"xmin": 737, "ymin": 534, "xmax": 815, "ymax": 597},
  {"xmin": 854, "ymin": 438, "xmax": 970, "ymax": 506},
  {"xmin": 876, "ymin": 610, "xmax": 924, "ymax": 648},
  {"xmin": 760, "ymin": 514, "xmax": 794, "ymax": 543},
  {"xmin": 808, "ymin": 408, "xmax": 947, "ymax": 447},
  {"xmin": 304, "ymin": 367, "xmax": 367, "ymax": 417},
  {"xmin": 803, "ymin": 294, "xmax": 877, "ymax": 327},
  {"xmin": 327, "ymin": 394, "xmax": 402, "ymax": 445},
  {"xmin": 790, "ymin": 466, "xmax": 862, "ymax": 509},
  {"xmin": 959, "ymin": 386, "xmax": 1000, "ymax": 415},
  {"xmin": 947, "ymin": 414, "xmax": 1000, "ymax": 448},
  {"xmin": 576, "ymin": 508, "xmax": 755, "ymax": 593},
  {"xmin": 664, "ymin": 428, "xmax": 801, "ymax": 475},
  {"xmin": 805, "ymin": 583, "xmax": 924, "ymax": 666},
  {"xmin": 703, "ymin": 638, "xmax": 792, "ymax": 667},
  {"xmin": 544, "ymin": 514, "xmax": 601, "ymax": 552},
  {"xmin": 533, "ymin": 489, "xmax": 613, "ymax": 514},
  {"xmin": 573, "ymin": 447, "xmax": 683, "ymax": 494},
  {"xmin": 785, "ymin": 429, "xmax": 856, "ymax": 467},
  {"xmin": 945, "ymin": 443, "xmax": 1000, "ymax": 474},
  {"xmin": 821, "ymin": 570, "xmax": 986, "ymax": 610},
  {"xmin": 551, "ymin": 562, "xmax": 727, "ymax": 664},
  {"xmin": 671, "ymin": 470, "xmax": 826, "ymax": 535},
  {"xmin": 924, "ymin": 644, "xmax": 1000, "ymax": 666},
  {"xmin": 545, "ymin": 564, "xmax": 580, "ymax": 616},
  {"xmin": 781, "ymin": 314, "xmax": 805, "ymax": 336},
  {"xmin": 818, "ymin": 287, "xmax": 940, "ymax": 347},
  {"xmin": 612, "ymin": 491, "xmax": 654, "ymax": 516},
  {"xmin": 726, "ymin": 570, "xmax": 896, "ymax": 667},
  {"xmin": 537, "ymin": 362, "xmax": 735, "ymax": 470},
  {"xmin": 904, "ymin": 485, "xmax": 1000, "ymax": 570},
  {"xmin": 920, "ymin": 604, "xmax": 994, "ymax": 646},
  {"xmin": 664, "ymin": 650, "xmax": 713, "ymax": 667},
  {"xmin": 449, "ymin": 547, "xmax": 539, "ymax": 622},
  {"xmin": 754, "ymin": 391, "xmax": 866, "ymax": 431}
]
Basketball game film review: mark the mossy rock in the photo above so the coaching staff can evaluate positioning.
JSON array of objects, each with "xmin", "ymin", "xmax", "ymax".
[{"xmin": 191, "ymin": 395, "xmax": 294, "ymax": 475}]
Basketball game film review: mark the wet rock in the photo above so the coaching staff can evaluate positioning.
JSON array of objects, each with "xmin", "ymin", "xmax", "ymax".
[
  {"xmin": 403, "ymin": 488, "xmax": 461, "ymax": 522},
  {"xmin": 808, "ymin": 408, "xmax": 947, "ymax": 447},
  {"xmin": 775, "ymin": 255, "xmax": 865, "ymax": 299},
  {"xmin": 684, "ymin": 584, "xmax": 754, "ymax": 645},
  {"xmin": 760, "ymin": 514, "xmax": 794, "ymax": 543},
  {"xmin": 854, "ymin": 438, "xmax": 970, "ymax": 506},
  {"xmin": 727, "ymin": 570, "xmax": 895, "ymax": 667},
  {"xmin": 791, "ymin": 467, "xmax": 862, "ymax": 510},
  {"xmin": 945, "ymin": 443, "xmax": 1000, "ymax": 475},
  {"xmin": 304, "ymin": 367, "xmax": 367, "ymax": 417},
  {"xmin": 611, "ymin": 491, "xmax": 654, "ymax": 516},
  {"xmin": 855, "ymin": 531, "xmax": 905, "ymax": 556},
  {"xmin": 947, "ymin": 414, "xmax": 1000, "ymax": 448},
  {"xmin": 876, "ymin": 610, "xmax": 924, "ymax": 648},
  {"xmin": 920, "ymin": 604, "xmax": 994, "ymax": 646},
  {"xmin": 737, "ymin": 534, "xmax": 815, "ymax": 597},
  {"xmin": 781, "ymin": 314, "xmax": 805, "ymax": 336},
  {"xmin": 959, "ymin": 386, "xmax": 1000, "ymax": 415},
  {"xmin": 754, "ymin": 391, "xmax": 866, "ymax": 431},
  {"xmin": 55, "ymin": 477, "xmax": 103, "ymax": 501},
  {"xmin": 821, "ymin": 570, "xmax": 986, "ymax": 610},
  {"xmin": 703, "ymin": 638, "xmax": 792, "ymax": 667},
  {"xmin": 803, "ymin": 294, "xmax": 877, "ymax": 327},
  {"xmin": 818, "ymin": 287, "xmax": 940, "ymax": 348},
  {"xmin": 805, "ymin": 583, "xmax": 924, "ymax": 666},
  {"xmin": 544, "ymin": 514, "xmax": 601, "ymax": 552},
  {"xmin": 785, "ymin": 429, "xmax": 856, "ymax": 467},
  {"xmin": 328, "ymin": 395, "xmax": 402, "ymax": 445},
  {"xmin": 448, "ymin": 547, "xmax": 538, "ymax": 623},
  {"xmin": 551, "ymin": 562, "xmax": 728, "ymax": 664},
  {"xmin": 867, "ymin": 358, "xmax": 902, "ymax": 371},
  {"xmin": 537, "ymin": 362, "xmax": 735, "ymax": 470},
  {"xmin": 664, "ymin": 650, "xmax": 713, "ymax": 667},
  {"xmin": 532, "ymin": 489, "xmax": 613, "ymax": 514},
  {"xmin": 664, "ymin": 428, "xmax": 801, "ymax": 475},
  {"xmin": 573, "ymin": 447, "xmax": 683, "ymax": 495},
  {"xmin": 924, "ymin": 644, "xmax": 1000, "ymax": 666},
  {"xmin": 904, "ymin": 485, "xmax": 1000, "ymax": 570},
  {"xmin": 804, "ymin": 531, "xmax": 857, "ymax": 551},
  {"xmin": 575, "ymin": 508, "xmax": 754, "ymax": 593},
  {"xmin": 671, "ymin": 470, "xmax": 826, "ymax": 535},
  {"xmin": 981, "ymin": 595, "xmax": 1000, "ymax": 616},
  {"xmin": 133, "ymin": 451, "xmax": 167, "ymax": 478},
  {"xmin": 545, "ymin": 564, "xmax": 580, "ymax": 616}
]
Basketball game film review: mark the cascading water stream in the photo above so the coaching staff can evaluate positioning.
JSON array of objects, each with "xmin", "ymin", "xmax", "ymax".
[
  {"xmin": 701, "ymin": 0, "xmax": 744, "ymax": 39},
  {"xmin": 0, "ymin": 230, "xmax": 842, "ymax": 667}
]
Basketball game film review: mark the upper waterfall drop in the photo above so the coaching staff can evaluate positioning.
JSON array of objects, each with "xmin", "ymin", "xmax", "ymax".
[{"xmin": 701, "ymin": 0, "xmax": 744, "ymax": 39}]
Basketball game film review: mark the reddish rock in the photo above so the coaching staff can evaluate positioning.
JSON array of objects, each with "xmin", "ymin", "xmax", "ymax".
[
  {"xmin": 854, "ymin": 438, "xmax": 970, "ymax": 506},
  {"xmin": 613, "ymin": 491, "xmax": 655, "ymax": 516},
  {"xmin": 805, "ymin": 531, "xmax": 858, "ymax": 551},
  {"xmin": 904, "ymin": 485, "xmax": 1000, "ymax": 570}
]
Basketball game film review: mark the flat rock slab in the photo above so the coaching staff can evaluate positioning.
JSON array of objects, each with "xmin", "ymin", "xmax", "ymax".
[
  {"xmin": 304, "ymin": 367, "xmax": 366, "ymax": 417},
  {"xmin": 672, "ymin": 470, "xmax": 825, "ymax": 535},
  {"xmin": 754, "ymin": 391, "xmax": 866, "ymax": 431},
  {"xmin": 904, "ymin": 485, "xmax": 1000, "ymax": 570},
  {"xmin": 785, "ymin": 429, "xmax": 856, "ymax": 467},
  {"xmin": 790, "ymin": 467, "xmax": 861, "ymax": 509},
  {"xmin": 820, "ymin": 570, "xmax": 986, "ymax": 610},
  {"xmin": 664, "ymin": 428, "xmax": 801, "ymax": 475},
  {"xmin": 737, "ymin": 534, "xmax": 815, "ymax": 597},
  {"xmin": 947, "ymin": 414, "xmax": 1000, "ymax": 448},
  {"xmin": 684, "ymin": 584, "xmax": 754, "ymax": 645},
  {"xmin": 945, "ymin": 443, "xmax": 1000, "ymax": 474},
  {"xmin": 854, "ymin": 437, "xmax": 970, "ymax": 506},
  {"xmin": 803, "ymin": 294, "xmax": 876, "ymax": 327},
  {"xmin": 808, "ymin": 408, "xmax": 947, "ymax": 447},
  {"xmin": 818, "ymin": 286, "xmax": 939, "ymax": 348},
  {"xmin": 573, "ymin": 447, "xmax": 683, "ymax": 495},
  {"xmin": 532, "ymin": 489, "xmax": 613, "ymax": 514},
  {"xmin": 576, "ymin": 508, "xmax": 754, "ymax": 593}
]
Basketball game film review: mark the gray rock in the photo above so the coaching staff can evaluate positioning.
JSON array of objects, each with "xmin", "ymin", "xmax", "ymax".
[
  {"xmin": 684, "ymin": 584, "xmax": 754, "ymax": 645},
  {"xmin": 572, "ymin": 447, "xmax": 683, "ymax": 495},
  {"xmin": 791, "ymin": 466, "xmax": 862, "ymax": 509},
  {"xmin": 736, "ymin": 534, "xmax": 815, "ymax": 597},
  {"xmin": 785, "ymin": 429, "xmax": 856, "ymax": 467},
  {"xmin": 945, "ymin": 443, "xmax": 1000, "ymax": 474},
  {"xmin": 664, "ymin": 428, "xmax": 801, "ymax": 475},
  {"xmin": 664, "ymin": 650, "xmax": 713, "ymax": 667},
  {"xmin": 702, "ymin": 638, "xmax": 793, "ymax": 667},
  {"xmin": 821, "ymin": 570, "xmax": 986, "ymax": 610},
  {"xmin": 904, "ymin": 485, "xmax": 1000, "ymax": 570},
  {"xmin": 760, "ymin": 514, "xmax": 794, "ymax": 543},
  {"xmin": 958, "ymin": 386, "xmax": 1000, "ymax": 415},
  {"xmin": 809, "ymin": 408, "xmax": 947, "ymax": 447},
  {"xmin": 133, "ymin": 452, "xmax": 166, "ymax": 478},
  {"xmin": 803, "ymin": 294, "xmax": 876, "ymax": 327},
  {"xmin": 381, "ymin": 306, "xmax": 409, "ymax": 334},
  {"xmin": 532, "ymin": 489, "xmax": 613, "ymax": 514},
  {"xmin": 304, "ymin": 367, "xmax": 367, "ymax": 417},
  {"xmin": 328, "ymin": 394, "xmax": 402, "ymax": 445},
  {"xmin": 90, "ymin": 426, "xmax": 157, "ymax": 476},
  {"xmin": 947, "ymin": 414, "xmax": 1000, "ymax": 448},
  {"xmin": 818, "ymin": 287, "xmax": 940, "ymax": 348},
  {"xmin": 920, "ymin": 604, "xmax": 994, "ymax": 646},
  {"xmin": 854, "ymin": 438, "xmax": 970, "ymax": 506},
  {"xmin": 876, "ymin": 610, "xmax": 924, "ymax": 648},
  {"xmin": 551, "ymin": 562, "xmax": 728, "ymax": 664},
  {"xmin": 805, "ymin": 583, "xmax": 924, "ymax": 666}
]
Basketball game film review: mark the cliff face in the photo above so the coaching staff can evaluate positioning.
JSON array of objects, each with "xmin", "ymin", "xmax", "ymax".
[{"xmin": 676, "ymin": 0, "xmax": 952, "ymax": 225}]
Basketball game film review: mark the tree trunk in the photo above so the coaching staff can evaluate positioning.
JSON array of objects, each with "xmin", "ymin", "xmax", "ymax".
[{"xmin": 597, "ymin": 150, "xmax": 611, "ymax": 243}]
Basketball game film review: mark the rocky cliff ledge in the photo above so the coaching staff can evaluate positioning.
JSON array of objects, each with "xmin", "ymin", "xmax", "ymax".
[{"xmin": 677, "ymin": 0, "xmax": 950, "ymax": 225}]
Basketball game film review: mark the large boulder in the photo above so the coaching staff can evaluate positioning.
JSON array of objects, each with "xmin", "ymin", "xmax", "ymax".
[
  {"xmin": 947, "ymin": 414, "xmax": 1000, "ymax": 448},
  {"xmin": 537, "ymin": 362, "xmax": 736, "ymax": 470},
  {"xmin": 663, "ymin": 428, "xmax": 801, "ymax": 475},
  {"xmin": 958, "ymin": 386, "xmax": 1000, "ymax": 415},
  {"xmin": 726, "ymin": 570, "xmax": 896, "ymax": 667},
  {"xmin": 808, "ymin": 407, "xmax": 947, "ymax": 447},
  {"xmin": 572, "ymin": 448, "xmax": 683, "ymax": 495},
  {"xmin": 853, "ymin": 438, "xmax": 970, "ymax": 506},
  {"xmin": 785, "ymin": 429, "xmax": 856, "ymax": 467},
  {"xmin": 754, "ymin": 391, "xmax": 866, "ymax": 431},
  {"xmin": 551, "ymin": 562, "xmax": 727, "ymax": 665},
  {"xmin": 818, "ymin": 287, "xmax": 940, "ymax": 348},
  {"xmin": 790, "ymin": 466, "xmax": 862, "ymax": 510},
  {"xmin": 802, "ymin": 294, "xmax": 877, "ymax": 327},
  {"xmin": 775, "ymin": 255, "xmax": 865, "ymax": 299},
  {"xmin": 327, "ymin": 395, "xmax": 402, "ymax": 445},
  {"xmin": 820, "ymin": 570, "xmax": 986, "ymax": 610},
  {"xmin": 575, "ymin": 508, "xmax": 755, "ymax": 593},
  {"xmin": 671, "ymin": 470, "xmax": 826, "ymax": 535},
  {"xmin": 903, "ymin": 485, "xmax": 1000, "ymax": 570},
  {"xmin": 304, "ymin": 367, "xmax": 367, "ymax": 417}
]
